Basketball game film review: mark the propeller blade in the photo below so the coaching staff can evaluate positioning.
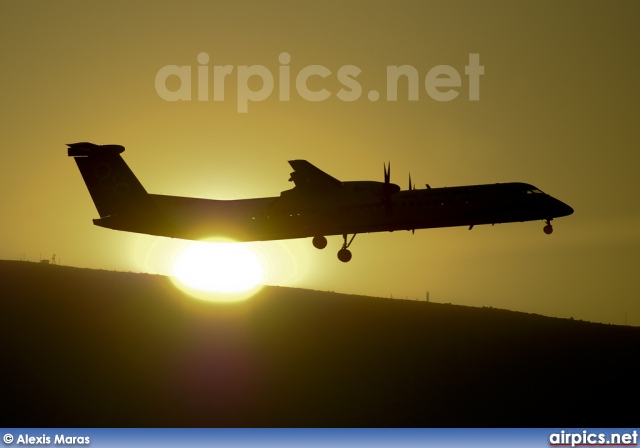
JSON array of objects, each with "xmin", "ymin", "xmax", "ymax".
[
  {"xmin": 383, "ymin": 162, "xmax": 392, "ymax": 215},
  {"xmin": 380, "ymin": 162, "xmax": 400, "ymax": 214}
]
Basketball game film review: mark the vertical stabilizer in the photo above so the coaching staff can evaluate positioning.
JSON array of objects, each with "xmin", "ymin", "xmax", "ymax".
[
  {"xmin": 68, "ymin": 142, "xmax": 178, "ymax": 237},
  {"xmin": 68, "ymin": 142, "xmax": 148, "ymax": 218}
]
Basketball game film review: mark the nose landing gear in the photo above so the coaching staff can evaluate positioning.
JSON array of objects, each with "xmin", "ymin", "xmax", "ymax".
[{"xmin": 543, "ymin": 219, "xmax": 553, "ymax": 235}]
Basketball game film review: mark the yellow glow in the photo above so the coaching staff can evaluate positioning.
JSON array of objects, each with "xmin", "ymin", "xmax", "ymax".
[{"xmin": 170, "ymin": 240, "xmax": 265, "ymax": 302}]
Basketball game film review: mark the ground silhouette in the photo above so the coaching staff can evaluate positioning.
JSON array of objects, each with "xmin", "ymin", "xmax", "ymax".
[{"xmin": 1, "ymin": 260, "xmax": 638, "ymax": 427}]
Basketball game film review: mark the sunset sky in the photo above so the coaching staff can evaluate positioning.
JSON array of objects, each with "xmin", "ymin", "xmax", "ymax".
[{"xmin": 1, "ymin": 1, "xmax": 639, "ymax": 325}]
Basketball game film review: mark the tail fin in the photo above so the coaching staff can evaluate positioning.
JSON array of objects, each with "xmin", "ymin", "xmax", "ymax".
[
  {"xmin": 68, "ymin": 142, "xmax": 148, "ymax": 218},
  {"xmin": 68, "ymin": 142, "xmax": 178, "ymax": 237}
]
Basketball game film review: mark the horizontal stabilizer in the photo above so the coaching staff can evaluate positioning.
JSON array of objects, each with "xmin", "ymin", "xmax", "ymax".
[{"xmin": 67, "ymin": 142, "xmax": 125, "ymax": 157}]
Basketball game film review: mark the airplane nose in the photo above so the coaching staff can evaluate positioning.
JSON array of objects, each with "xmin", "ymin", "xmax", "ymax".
[
  {"xmin": 564, "ymin": 203, "xmax": 574, "ymax": 216},
  {"xmin": 554, "ymin": 199, "xmax": 574, "ymax": 217}
]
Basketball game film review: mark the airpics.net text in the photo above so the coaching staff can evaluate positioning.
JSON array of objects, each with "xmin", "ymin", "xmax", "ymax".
[{"xmin": 155, "ymin": 52, "xmax": 484, "ymax": 113}]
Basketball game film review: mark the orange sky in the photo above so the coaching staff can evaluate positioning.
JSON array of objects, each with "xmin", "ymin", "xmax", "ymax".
[{"xmin": 1, "ymin": 1, "xmax": 639, "ymax": 325}]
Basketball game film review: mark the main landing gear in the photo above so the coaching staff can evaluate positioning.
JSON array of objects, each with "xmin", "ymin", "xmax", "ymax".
[
  {"xmin": 312, "ymin": 236, "xmax": 328, "ymax": 249},
  {"xmin": 337, "ymin": 234, "xmax": 357, "ymax": 263},
  {"xmin": 312, "ymin": 234, "xmax": 357, "ymax": 262},
  {"xmin": 543, "ymin": 219, "xmax": 553, "ymax": 235}
]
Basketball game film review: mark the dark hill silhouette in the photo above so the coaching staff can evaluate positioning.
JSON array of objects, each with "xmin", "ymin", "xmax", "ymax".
[{"xmin": 1, "ymin": 259, "xmax": 638, "ymax": 427}]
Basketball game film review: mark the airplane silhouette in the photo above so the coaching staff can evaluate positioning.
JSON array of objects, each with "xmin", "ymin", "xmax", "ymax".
[{"xmin": 68, "ymin": 142, "xmax": 574, "ymax": 262}]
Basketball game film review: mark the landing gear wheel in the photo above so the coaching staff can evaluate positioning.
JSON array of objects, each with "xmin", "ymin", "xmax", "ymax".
[
  {"xmin": 337, "ymin": 233, "xmax": 357, "ymax": 262},
  {"xmin": 543, "ymin": 219, "xmax": 553, "ymax": 235},
  {"xmin": 337, "ymin": 248, "xmax": 352, "ymax": 263},
  {"xmin": 312, "ymin": 236, "xmax": 327, "ymax": 249}
]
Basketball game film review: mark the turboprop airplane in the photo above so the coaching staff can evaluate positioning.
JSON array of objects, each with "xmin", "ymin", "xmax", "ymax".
[{"xmin": 68, "ymin": 142, "xmax": 574, "ymax": 262}]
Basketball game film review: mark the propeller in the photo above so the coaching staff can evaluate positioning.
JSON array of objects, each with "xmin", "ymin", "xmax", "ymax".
[
  {"xmin": 381, "ymin": 162, "xmax": 400, "ymax": 215},
  {"xmin": 381, "ymin": 162, "xmax": 400, "ymax": 194}
]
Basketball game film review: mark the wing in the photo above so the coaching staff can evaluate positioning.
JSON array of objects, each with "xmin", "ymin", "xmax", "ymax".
[{"xmin": 288, "ymin": 160, "xmax": 342, "ymax": 190}]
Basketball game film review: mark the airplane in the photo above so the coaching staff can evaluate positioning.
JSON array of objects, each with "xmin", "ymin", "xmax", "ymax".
[{"xmin": 68, "ymin": 142, "xmax": 574, "ymax": 262}]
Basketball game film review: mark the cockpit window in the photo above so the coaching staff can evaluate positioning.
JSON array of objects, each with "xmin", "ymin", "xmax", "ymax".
[{"xmin": 526, "ymin": 189, "xmax": 544, "ymax": 194}]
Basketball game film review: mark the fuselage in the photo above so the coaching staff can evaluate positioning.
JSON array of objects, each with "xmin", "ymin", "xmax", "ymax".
[
  {"xmin": 94, "ymin": 181, "xmax": 574, "ymax": 242},
  {"xmin": 67, "ymin": 141, "xmax": 573, "ymax": 262}
]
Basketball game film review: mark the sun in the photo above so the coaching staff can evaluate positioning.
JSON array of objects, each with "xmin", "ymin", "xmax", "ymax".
[{"xmin": 170, "ymin": 240, "xmax": 265, "ymax": 301}]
